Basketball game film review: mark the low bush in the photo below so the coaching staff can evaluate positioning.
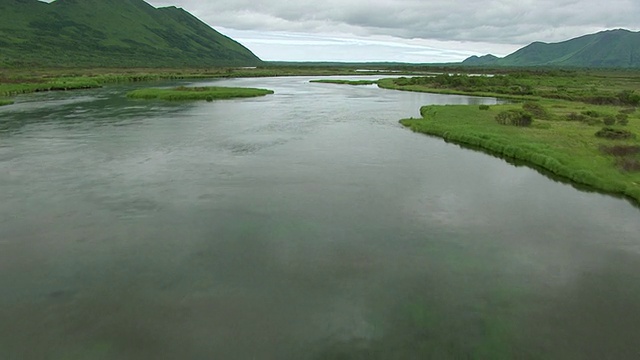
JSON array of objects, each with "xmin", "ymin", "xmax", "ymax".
[
  {"xmin": 479, "ymin": 105, "xmax": 490, "ymax": 110},
  {"xmin": 617, "ymin": 90, "xmax": 640, "ymax": 106},
  {"xmin": 595, "ymin": 127, "xmax": 636, "ymax": 140},
  {"xmin": 566, "ymin": 112, "xmax": 586, "ymax": 122},
  {"xmin": 617, "ymin": 158, "xmax": 640, "ymax": 172},
  {"xmin": 522, "ymin": 102, "xmax": 550, "ymax": 119},
  {"xmin": 616, "ymin": 113, "xmax": 629, "ymax": 126},
  {"xmin": 495, "ymin": 110, "xmax": 533, "ymax": 126},
  {"xmin": 566, "ymin": 112, "xmax": 601, "ymax": 125},
  {"xmin": 603, "ymin": 116, "xmax": 616, "ymax": 126},
  {"xmin": 582, "ymin": 110, "xmax": 601, "ymax": 118},
  {"xmin": 599, "ymin": 145, "xmax": 640, "ymax": 156}
]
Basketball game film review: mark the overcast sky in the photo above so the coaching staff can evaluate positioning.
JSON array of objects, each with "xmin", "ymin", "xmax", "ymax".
[{"xmin": 49, "ymin": 0, "xmax": 640, "ymax": 62}]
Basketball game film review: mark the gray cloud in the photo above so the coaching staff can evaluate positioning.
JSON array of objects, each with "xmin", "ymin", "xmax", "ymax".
[{"xmin": 146, "ymin": 0, "xmax": 640, "ymax": 45}]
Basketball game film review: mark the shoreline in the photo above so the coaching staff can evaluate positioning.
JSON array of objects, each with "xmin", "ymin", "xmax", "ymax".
[
  {"xmin": 377, "ymin": 73, "xmax": 640, "ymax": 205},
  {"xmin": 399, "ymin": 104, "xmax": 640, "ymax": 206},
  {"xmin": 0, "ymin": 67, "xmax": 418, "ymax": 101}
]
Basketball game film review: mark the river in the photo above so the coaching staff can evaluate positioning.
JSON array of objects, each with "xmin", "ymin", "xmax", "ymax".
[{"xmin": 1, "ymin": 76, "xmax": 639, "ymax": 359}]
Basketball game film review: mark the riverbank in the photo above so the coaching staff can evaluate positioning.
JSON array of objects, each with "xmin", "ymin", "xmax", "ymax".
[
  {"xmin": 384, "ymin": 71, "xmax": 640, "ymax": 204},
  {"xmin": 379, "ymin": 71, "xmax": 640, "ymax": 106},
  {"xmin": 400, "ymin": 100, "xmax": 640, "ymax": 204}
]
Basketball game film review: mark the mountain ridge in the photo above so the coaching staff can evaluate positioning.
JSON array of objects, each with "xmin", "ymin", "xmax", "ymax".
[
  {"xmin": 463, "ymin": 29, "xmax": 640, "ymax": 68},
  {"xmin": 0, "ymin": 0, "xmax": 262, "ymax": 68}
]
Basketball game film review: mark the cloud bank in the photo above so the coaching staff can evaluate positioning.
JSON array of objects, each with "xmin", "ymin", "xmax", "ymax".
[
  {"xmin": 147, "ymin": 0, "xmax": 639, "ymax": 45},
  {"xmin": 41, "ymin": 0, "xmax": 640, "ymax": 62}
]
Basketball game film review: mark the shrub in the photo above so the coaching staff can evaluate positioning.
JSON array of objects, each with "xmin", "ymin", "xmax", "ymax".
[
  {"xmin": 603, "ymin": 116, "xmax": 616, "ymax": 126},
  {"xmin": 599, "ymin": 145, "xmax": 640, "ymax": 156},
  {"xmin": 205, "ymin": 96, "xmax": 214, "ymax": 102},
  {"xmin": 617, "ymin": 90, "xmax": 640, "ymax": 106},
  {"xmin": 479, "ymin": 105, "xmax": 490, "ymax": 110},
  {"xmin": 495, "ymin": 110, "xmax": 533, "ymax": 127},
  {"xmin": 595, "ymin": 127, "xmax": 636, "ymax": 140},
  {"xmin": 586, "ymin": 95, "xmax": 618, "ymax": 105},
  {"xmin": 522, "ymin": 102, "xmax": 549, "ymax": 119},
  {"xmin": 615, "ymin": 113, "xmax": 629, "ymax": 126},
  {"xmin": 566, "ymin": 112, "xmax": 586, "ymax": 122},
  {"xmin": 617, "ymin": 158, "xmax": 640, "ymax": 172},
  {"xmin": 582, "ymin": 110, "xmax": 601, "ymax": 118}
]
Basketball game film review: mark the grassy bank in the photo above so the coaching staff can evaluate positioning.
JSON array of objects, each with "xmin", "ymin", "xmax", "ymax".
[
  {"xmin": 127, "ymin": 86, "xmax": 274, "ymax": 101},
  {"xmin": 377, "ymin": 78, "xmax": 538, "ymax": 101},
  {"xmin": 310, "ymin": 79, "xmax": 378, "ymax": 85},
  {"xmin": 400, "ymin": 100, "xmax": 640, "ymax": 203},
  {"xmin": 379, "ymin": 71, "xmax": 640, "ymax": 105},
  {"xmin": 0, "ymin": 98, "xmax": 13, "ymax": 106},
  {"xmin": 0, "ymin": 77, "xmax": 102, "ymax": 97}
]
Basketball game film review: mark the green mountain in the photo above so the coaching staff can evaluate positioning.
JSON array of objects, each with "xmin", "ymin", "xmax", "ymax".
[
  {"xmin": 462, "ymin": 29, "xmax": 640, "ymax": 68},
  {"xmin": 460, "ymin": 54, "xmax": 499, "ymax": 66},
  {"xmin": 0, "ymin": 0, "xmax": 262, "ymax": 68}
]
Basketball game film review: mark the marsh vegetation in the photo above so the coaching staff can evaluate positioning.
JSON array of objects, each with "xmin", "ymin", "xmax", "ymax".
[
  {"xmin": 127, "ymin": 86, "xmax": 274, "ymax": 101},
  {"xmin": 310, "ymin": 79, "xmax": 378, "ymax": 85}
]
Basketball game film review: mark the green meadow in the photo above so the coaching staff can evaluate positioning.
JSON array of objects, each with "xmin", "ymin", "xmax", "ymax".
[
  {"xmin": 386, "ymin": 71, "xmax": 640, "ymax": 203},
  {"xmin": 400, "ymin": 99, "xmax": 640, "ymax": 203}
]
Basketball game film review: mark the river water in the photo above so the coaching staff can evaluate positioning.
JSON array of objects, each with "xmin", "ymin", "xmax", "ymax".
[{"xmin": 1, "ymin": 76, "xmax": 639, "ymax": 359}]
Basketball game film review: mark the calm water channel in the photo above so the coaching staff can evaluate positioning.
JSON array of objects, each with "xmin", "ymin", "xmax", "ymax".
[{"xmin": 1, "ymin": 76, "xmax": 639, "ymax": 359}]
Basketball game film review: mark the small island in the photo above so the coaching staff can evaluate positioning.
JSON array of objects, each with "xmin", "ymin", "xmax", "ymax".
[
  {"xmin": 127, "ymin": 86, "xmax": 274, "ymax": 101},
  {"xmin": 310, "ymin": 79, "xmax": 378, "ymax": 86}
]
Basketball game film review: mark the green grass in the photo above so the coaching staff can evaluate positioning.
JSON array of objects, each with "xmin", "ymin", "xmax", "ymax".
[
  {"xmin": 377, "ymin": 78, "xmax": 538, "ymax": 101},
  {"xmin": 126, "ymin": 86, "xmax": 274, "ymax": 101},
  {"xmin": 0, "ymin": 77, "xmax": 102, "ymax": 97},
  {"xmin": 0, "ymin": 98, "xmax": 13, "ymax": 106},
  {"xmin": 378, "ymin": 71, "xmax": 640, "ymax": 105},
  {"xmin": 400, "ymin": 100, "xmax": 640, "ymax": 204},
  {"xmin": 310, "ymin": 79, "xmax": 378, "ymax": 85}
]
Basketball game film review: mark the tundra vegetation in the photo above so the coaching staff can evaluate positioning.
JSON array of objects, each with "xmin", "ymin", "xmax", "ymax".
[{"xmin": 394, "ymin": 70, "xmax": 640, "ymax": 203}]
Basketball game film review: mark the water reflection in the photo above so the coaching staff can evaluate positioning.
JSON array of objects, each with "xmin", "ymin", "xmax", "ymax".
[
  {"xmin": 0, "ymin": 86, "xmax": 188, "ymax": 135},
  {"xmin": 0, "ymin": 76, "xmax": 639, "ymax": 359}
]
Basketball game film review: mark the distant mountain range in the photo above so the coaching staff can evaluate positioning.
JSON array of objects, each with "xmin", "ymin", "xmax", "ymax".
[
  {"xmin": 463, "ymin": 29, "xmax": 640, "ymax": 68},
  {"xmin": 0, "ymin": 0, "xmax": 262, "ymax": 68}
]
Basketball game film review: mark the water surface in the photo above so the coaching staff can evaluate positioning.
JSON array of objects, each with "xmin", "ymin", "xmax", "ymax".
[{"xmin": 1, "ymin": 77, "xmax": 639, "ymax": 359}]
